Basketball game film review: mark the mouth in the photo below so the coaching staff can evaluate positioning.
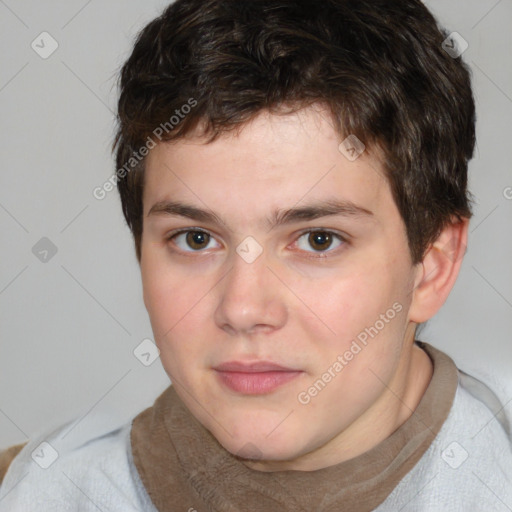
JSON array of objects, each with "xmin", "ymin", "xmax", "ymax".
[{"xmin": 213, "ymin": 360, "xmax": 303, "ymax": 395}]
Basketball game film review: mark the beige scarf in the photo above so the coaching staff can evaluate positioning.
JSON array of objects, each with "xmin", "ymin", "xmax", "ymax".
[{"xmin": 130, "ymin": 341, "xmax": 458, "ymax": 512}]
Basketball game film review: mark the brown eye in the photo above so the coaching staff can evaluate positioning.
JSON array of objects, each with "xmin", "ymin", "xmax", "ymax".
[
  {"xmin": 308, "ymin": 231, "xmax": 333, "ymax": 251},
  {"xmin": 185, "ymin": 231, "xmax": 210, "ymax": 250},
  {"xmin": 295, "ymin": 230, "xmax": 345, "ymax": 255},
  {"xmin": 168, "ymin": 229, "xmax": 219, "ymax": 252}
]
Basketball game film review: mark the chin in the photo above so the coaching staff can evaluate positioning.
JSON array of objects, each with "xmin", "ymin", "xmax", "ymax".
[{"xmin": 212, "ymin": 425, "xmax": 303, "ymax": 464}]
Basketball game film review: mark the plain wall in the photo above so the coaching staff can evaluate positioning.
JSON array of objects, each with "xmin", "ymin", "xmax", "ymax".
[{"xmin": 1, "ymin": 0, "xmax": 511, "ymax": 448}]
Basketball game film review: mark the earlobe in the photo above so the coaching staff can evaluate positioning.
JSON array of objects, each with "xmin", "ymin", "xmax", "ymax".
[{"xmin": 409, "ymin": 217, "xmax": 469, "ymax": 323}]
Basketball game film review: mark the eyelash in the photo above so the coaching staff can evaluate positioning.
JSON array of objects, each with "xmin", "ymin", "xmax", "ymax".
[{"xmin": 164, "ymin": 228, "xmax": 348, "ymax": 259}]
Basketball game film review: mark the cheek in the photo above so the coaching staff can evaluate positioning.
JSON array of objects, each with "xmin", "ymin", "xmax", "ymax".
[
  {"xmin": 300, "ymin": 257, "xmax": 408, "ymax": 357},
  {"xmin": 305, "ymin": 269, "xmax": 408, "ymax": 407},
  {"xmin": 145, "ymin": 279, "xmax": 202, "ymax": 335},
  {"xmin": 141, "ymin": 252, "xmax": 199, "ymax": 336},
  {"xmin": 141, "ymin": 255, "xmax": 219, "ymax": 371},
  {"xmin": 303, "ymin": 268, "xmax": 386, "ymax": 332}
]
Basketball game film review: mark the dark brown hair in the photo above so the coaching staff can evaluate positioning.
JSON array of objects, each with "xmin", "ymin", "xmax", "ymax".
[{"xmin": 112, "ymin": 0, "xmax": 475, "ymax": 264}]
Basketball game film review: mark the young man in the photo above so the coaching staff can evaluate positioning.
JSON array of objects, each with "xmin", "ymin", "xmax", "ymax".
[{"xmin": 1, "ymin": 0, "xmax": 511, "ymax": 510}]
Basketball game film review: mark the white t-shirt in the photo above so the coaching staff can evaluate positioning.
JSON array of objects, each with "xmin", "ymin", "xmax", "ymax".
[{"xmin": 0, "ymin": 361, "xmax": 511, "ymax": 511}]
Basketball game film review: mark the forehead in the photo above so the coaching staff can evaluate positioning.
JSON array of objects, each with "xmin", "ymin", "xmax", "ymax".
[{"xmin": 142, "ymin": 106, "xmax": 394, "ymax": 228}]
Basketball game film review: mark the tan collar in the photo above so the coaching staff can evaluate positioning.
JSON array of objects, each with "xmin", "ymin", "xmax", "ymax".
[{"xmin": 130, "ymin": 341, "xmax": 458, "ymax": 512}]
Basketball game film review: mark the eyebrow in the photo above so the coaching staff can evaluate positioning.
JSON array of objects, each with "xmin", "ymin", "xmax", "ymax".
[{"xmin": 147, "ymin": 198, "xmax": 374, "ymax": 230}]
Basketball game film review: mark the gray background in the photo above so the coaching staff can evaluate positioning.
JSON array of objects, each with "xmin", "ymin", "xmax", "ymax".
[{"xmin": 1, "ymin": 0, "xmax": 511, "ymax": 449}]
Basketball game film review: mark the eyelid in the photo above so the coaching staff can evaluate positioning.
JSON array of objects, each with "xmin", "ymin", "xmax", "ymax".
[
  {"xmin": 165, "ymin": 227, "xmax": 348, "ymax": 257},
  {"xmin": 291, "ymin": 228, "xmax": 348, "ymax": 257},
  {"xmin": 294, "ymin": 227, "xmax": 348, "ymax": 241},
  {"xmin": 165, "ymin": 227, "xmax": 221, "ymax": 252}
]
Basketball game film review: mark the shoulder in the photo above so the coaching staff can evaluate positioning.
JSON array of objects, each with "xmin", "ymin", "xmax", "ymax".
[
  {"xmin": 0, "ymin": 414, "xmax": 155, "ymax": 511},
  {"xmin": 454, "ymin": 358, "xmax": 512, "ymax": 444},
  {"xmin": 379, "ymin": 362, "xmax": 512, "ymax": 511},
  {"xmin": 0, "ymin": 443, "xmax": 27, "ymax": 486}
]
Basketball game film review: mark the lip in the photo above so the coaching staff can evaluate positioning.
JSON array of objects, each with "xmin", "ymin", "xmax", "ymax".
[
  {"xmin": 213, "ymin": 361, "xmax": 298, "ymax": 372},
  {"xmin": 213, "ymin": 361, "xmax": 303, "ymax": 394}
]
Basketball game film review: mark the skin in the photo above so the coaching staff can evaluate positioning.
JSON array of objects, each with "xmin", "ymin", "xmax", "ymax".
[{"xmin": 140, "ymin": 104, "xmax": 468, "ymax": 472}]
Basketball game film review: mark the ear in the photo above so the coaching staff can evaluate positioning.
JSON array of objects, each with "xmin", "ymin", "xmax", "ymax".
[{"xmin": 409, "ymin": 217, "xmax": 469, "ymax": 323}]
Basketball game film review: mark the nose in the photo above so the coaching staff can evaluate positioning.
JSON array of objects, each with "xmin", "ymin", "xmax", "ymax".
[{"xmin": 213, "ymin": 249, "xmax": 288, "ymax": 336}]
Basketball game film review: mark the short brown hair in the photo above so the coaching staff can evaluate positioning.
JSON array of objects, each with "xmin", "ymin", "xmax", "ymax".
[{"xmin": 112, "ymin": 0, "xmax": 475, "ymax": 264}]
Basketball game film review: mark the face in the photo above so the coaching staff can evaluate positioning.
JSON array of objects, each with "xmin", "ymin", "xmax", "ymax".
[{"xmin": 140, "ymin": 105, "xmax": 421, "ymax": 471}]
